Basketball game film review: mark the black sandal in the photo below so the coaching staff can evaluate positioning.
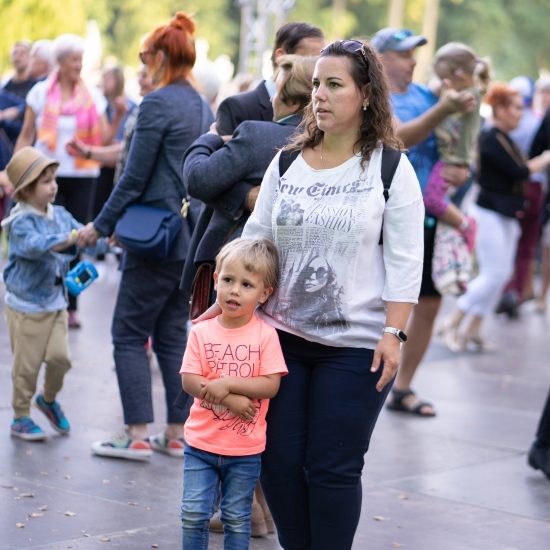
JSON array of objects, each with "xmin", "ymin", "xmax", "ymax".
[{"xmin": 386, "ymin": 388, "xmax": 436, "ymax": 417}]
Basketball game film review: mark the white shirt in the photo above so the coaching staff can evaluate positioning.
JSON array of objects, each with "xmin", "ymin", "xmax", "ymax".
[
  {"xmin": 26, "ymin": 80, "xmax": 107, "ymax": 178},
  {"xmin": 242, "ymin": 147, "xmax": 424, "ymax": 349}
]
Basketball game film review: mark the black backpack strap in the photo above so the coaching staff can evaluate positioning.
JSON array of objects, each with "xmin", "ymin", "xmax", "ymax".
[
  {"xmin": 379, "ymin": 147, "xmax": 402, "ymax": 245},
  {"xmin": 279, "ymin": 148, "xmax": 300, "ymax": 177}
]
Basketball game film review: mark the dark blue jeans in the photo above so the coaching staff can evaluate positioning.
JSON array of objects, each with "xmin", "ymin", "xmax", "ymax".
[
  {"xmin": 260, "ymin": 330, "xmax": 393, "ymax": 550},
  {"xmin": 111, "ymin": 260, "xmax": 190, "ymax": 425}
]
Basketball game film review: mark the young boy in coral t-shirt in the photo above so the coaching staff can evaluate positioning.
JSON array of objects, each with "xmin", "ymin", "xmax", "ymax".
[{"xmin": 180, "ymin": 238, "xmax": 287, "ymax": 548}]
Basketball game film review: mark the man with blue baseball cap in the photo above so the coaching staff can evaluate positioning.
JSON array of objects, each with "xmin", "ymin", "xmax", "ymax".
[{"xmin": 372, "ymin": 27, "xmax": 475, "ymax": 418}]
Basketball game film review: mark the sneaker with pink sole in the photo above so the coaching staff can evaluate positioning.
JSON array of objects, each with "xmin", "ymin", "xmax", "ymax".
[
  {"xmin": 91, "ymin": 430, "xmax": 152, "ymax": 461},
  {"xmin": 149, "ymin": 433, "xmax": 185, "ymax": 457}
]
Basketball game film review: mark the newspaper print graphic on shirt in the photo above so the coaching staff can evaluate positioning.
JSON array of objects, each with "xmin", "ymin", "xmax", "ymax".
[
  {"xmin": 200, "ymin": 342, "xmax": 261, "ymax": 436},
  {"xmin": 264, "ymin": 169, "xmax": 376, "ymax": 336}
]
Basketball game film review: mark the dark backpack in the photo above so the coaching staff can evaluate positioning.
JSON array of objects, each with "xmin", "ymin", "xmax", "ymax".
[{"xmin": 278, "ymin": 147, "xmax": 401, "ymax": 244}]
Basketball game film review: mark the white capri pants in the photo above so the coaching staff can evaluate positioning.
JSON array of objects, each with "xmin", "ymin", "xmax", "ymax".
[{"xmin": 456, "ymin": 204, "xmax": 521, "ymax": 317}]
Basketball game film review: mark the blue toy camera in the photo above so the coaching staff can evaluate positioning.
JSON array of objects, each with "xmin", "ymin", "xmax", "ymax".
[{"xmin": 65, "ymin": 260, "xmax": 98, "ymax": 296}]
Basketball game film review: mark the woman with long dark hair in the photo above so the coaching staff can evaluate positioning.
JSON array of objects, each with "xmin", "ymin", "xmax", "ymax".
[{"xmin": 199, "ymin": 39, "xmax": 424, "ymax": 548}]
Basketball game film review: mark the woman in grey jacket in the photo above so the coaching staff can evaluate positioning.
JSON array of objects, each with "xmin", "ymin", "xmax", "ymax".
[
  {"xmin": 181, "ymin": 55, "xmax": 317, "ymax": 306},
  {"xmin": 78, "ymin": 12, "xmax": 213, "ymax": 460}
]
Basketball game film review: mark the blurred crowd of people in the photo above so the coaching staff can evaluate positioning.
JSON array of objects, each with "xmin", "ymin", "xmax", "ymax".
[{"xmin": 1, "ymin": 12, "xmax": 550, "ymax": 550}]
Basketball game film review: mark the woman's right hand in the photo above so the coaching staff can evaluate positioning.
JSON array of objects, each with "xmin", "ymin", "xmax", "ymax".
[
  {"xmin": 77, "ymin": 222, "xmax": 100, "ymax": 247},
  {"xmin": 192, "ymin": 302, "xmax": 222, "ymax": 324},
  {"xmin": 65, "ymin": 136, "xmax": 87, "ymax": 158}
]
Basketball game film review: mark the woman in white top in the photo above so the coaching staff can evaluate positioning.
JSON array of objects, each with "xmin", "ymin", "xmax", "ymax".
[
  {"xmin": 15, "ymin": 34, "xmax": 110, "ymax": 327},
  {"xmin": 200, "ymin": 40, "xmax": 424, "ymax": 548}
]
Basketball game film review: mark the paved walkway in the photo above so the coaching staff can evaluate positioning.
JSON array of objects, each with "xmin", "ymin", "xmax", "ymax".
[{"xmin": 1, "ymin": 255, "xmax": 550, "ymax": 549}]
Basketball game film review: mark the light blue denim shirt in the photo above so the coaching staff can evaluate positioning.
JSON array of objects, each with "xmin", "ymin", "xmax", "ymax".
[{"xmin": 2, "ymin": 202, "xmax": 107, "ymax": 311}]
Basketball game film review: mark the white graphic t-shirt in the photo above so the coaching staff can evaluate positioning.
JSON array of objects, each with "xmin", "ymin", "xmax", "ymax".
[{"xmin": 243, "ymin": 146, "xmax": 424, "ymax": 349}]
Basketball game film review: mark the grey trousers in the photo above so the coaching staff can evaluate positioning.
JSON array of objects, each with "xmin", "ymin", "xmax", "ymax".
[{"xmin": 111, "ymin": 260, "xmax": 191, "ymax": 425}]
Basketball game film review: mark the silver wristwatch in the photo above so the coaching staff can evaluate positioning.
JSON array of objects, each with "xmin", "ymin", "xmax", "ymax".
[{"xmin": 382, "ymin": 327, "xmax": 407, "ymax": 342}]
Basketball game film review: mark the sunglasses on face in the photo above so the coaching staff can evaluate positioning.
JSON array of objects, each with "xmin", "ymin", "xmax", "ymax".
[
  {"xmin": 322, "ymin": 39, "xmax": 369, "ymax": 72},
  {"xmin": 139, "ymin": 50, "xmax": 153, "ymax": 63}
]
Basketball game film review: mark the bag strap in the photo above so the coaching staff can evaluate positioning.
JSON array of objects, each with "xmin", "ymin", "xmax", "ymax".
[
  {"xmin": 379, "ymin": 147, "xmax": 401, "ymax": 245},
  {"xmin": 279, "ymin": 148, "xmax": 301, "ymax": 177},
  {"xmin": 381, "ymin": 147, "xmax": 401, "ymax": 201}
]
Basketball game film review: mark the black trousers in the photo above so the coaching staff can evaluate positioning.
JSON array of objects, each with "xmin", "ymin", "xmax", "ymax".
[
  {"xmin": 536, "ymin": 388, "xmax": 550, "ymax": 449},
  {"xmin": 54, "ymin": 176, "xmax": 96, "ymax": 311}
]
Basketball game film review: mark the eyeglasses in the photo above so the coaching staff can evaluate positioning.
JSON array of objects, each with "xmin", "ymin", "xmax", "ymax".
[
  {"xmin": 322, "ymin": 40, "xmax": 369, "ymax": 72},
  {"xmin": 139, "ymin": 50, "xmax": 153, "ymax": 63},
  {"xmin": 378, "ymin": 29, "xmax": 414, "ymax": 52}
]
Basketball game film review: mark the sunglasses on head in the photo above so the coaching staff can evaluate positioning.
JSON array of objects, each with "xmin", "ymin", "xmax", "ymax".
[{"xmin": 322, "ymin": 39, "xmax": 369, "ymax": 72}]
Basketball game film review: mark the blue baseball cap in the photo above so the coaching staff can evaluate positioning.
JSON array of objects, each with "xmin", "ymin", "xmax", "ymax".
[{"xmin": 371, "ymin": 28, "xmax": 427, "ymax": 53}]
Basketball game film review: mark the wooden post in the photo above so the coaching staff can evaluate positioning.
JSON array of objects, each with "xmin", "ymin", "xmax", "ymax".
[
  {"xmin": 414, "ymin": 0, "xmax": 440, "ymax": 83},
  {"xmin": 332, "ymin": 0, "xmax": 347, "ymax": 40},
  {"xmin": 388, "ymin": 0, "xmax": 405, "ymax": 29}
]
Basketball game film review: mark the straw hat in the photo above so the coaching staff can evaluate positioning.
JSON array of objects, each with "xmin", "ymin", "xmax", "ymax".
[{"xmin": 7, "ymin": 146, "xmax": 59, "ymax": 201}]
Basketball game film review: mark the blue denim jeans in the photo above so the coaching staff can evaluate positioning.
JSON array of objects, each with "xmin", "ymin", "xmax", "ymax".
[
  {"xmin": 260, "ymin": 330, "xmax": 393, "ymax": 550},
  {"xmin": 111, "ymin": 260, "xmax": 190, "ymax": 424},
  {"xmin": 182, "ymin": 445, "xmax": 261, "ymax": 550}
]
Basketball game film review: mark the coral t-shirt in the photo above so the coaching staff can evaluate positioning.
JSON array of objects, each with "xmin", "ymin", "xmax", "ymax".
[{"xmin": 180, "ymin": 315, "xmax": 287, "ymax": 456}]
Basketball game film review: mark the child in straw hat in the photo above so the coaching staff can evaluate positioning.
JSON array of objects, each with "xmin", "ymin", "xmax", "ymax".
[{"xmin": 2, "ymin": 146, "xmax": 106, "ymax": 441}]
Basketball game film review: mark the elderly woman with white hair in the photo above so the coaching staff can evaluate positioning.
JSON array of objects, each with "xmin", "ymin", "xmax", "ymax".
[
  {"xmin": 15, "ymin": 33, "xmax": 111, "ymax": 328},
  {"xmin": 27, "ymin": 40, "xmax": 56, "ymax": 81}
]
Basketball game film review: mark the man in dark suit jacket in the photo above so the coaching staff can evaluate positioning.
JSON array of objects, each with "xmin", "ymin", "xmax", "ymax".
[{"xmin": 216, "ymin": 22, "xmax": 324, "ymax": 135}]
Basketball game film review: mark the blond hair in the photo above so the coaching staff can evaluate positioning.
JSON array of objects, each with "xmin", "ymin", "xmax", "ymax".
[
  {"xmin": 432, "ymin": 42, "xmax": 492, "ymax": 96},
  {"xmin": 273, "ymin": 54, "xmax": 317, "ymax": 114},
  {"xmin": 215, "ymin": 238, "xmax": 280, "ymax": 291}
]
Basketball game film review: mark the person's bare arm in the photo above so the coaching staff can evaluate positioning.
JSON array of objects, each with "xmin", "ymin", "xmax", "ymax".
[
  {"xmin": 0, "ymin": 106, "xmax": 22, "ymax": 122},
  {"xmin": 66, "ymin": 136, "xmax": 121, "ymax": 168},
  {"xmin": 371, "ymin": 301, "xmax": 415, "ymax": 392},
  {"xmin": 437, "ymin": 202, "xmax": 465, "ymax": 227},
  {"xmin": 396, "ymin": 84, "xmax": 476, "ymax": 148},
  {"xmin": 182, "ymin": 373, "xmax": 256, "ymax": 420},
  {"xmin": 527, "ymin": 150, "xmax": 550, "ymax": 175},
  {"xmin": 50, "ymin": 230, "xmax": 78, "ymax": 252},
  {"xmin": 199, "ymin": 374, "xmax": 282, "ymax": 404},
  {"xmin": 14, "ymin": 106, "xmax": 37, "ymax": 152}
]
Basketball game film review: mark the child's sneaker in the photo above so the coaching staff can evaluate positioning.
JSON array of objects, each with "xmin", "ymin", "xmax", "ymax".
[
  {"xmin": 11, "ymin": 417, "xmax": 47, "ymax": 441},
  {"xmin": 149, "ymin": 433, "xmax": 185, "ymax": 457},
  {"xmin": 35, "ymin": 394, "xmax": 70, "ymax": 434},
  {"xmin": 91, "ymin": 430, "xmax": 152, "ymax": 461}
]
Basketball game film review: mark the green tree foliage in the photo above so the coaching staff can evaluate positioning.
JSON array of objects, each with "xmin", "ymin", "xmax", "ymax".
[
  {"xmin": 0, "ymin": 0, "xmax": 88, "ymax": 70},
  {"xmin": 88, "ymin": 0, "xmax": 239, "ymax": 68},
  {"xmin": 1, "ymin": 0, "xmax": 549, "ymax": 81},
  {"xmin": 291, "ymin": 0, "xmax": 550, "ymax": 80}
]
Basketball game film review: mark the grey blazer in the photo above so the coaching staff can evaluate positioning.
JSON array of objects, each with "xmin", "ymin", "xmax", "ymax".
[
  {"xmin": 93, "ymin": 81, "xmax": 214, "ymax": 268},
  {"xmin": 180, "ymin": 114, "xmax": 301, "ymax": 291}
]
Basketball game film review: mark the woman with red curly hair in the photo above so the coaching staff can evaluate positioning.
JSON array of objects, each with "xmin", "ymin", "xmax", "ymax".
[
  {"xmin": 442, "ymin": 83, "xmax": 550, "ymax": 351},
  {"xmin": 78, "ymin": 13, "xmax": 214, "ymax": 460}
]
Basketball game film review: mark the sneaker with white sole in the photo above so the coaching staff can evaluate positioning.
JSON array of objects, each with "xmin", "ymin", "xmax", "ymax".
[
  {"xmin": 11, "ymin": 417, "xmax": 47, "ymax": 441},
  {"xmin": 149, "ymin": 433, "xmax": 185, "ymax": 457},
  {"xmin": 35, "ymin": 393, "xmax": 70, "ymax": 434},
  {"xmin": 91, "ymin": 430, "xmax": 152, "ymax": 461}
]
